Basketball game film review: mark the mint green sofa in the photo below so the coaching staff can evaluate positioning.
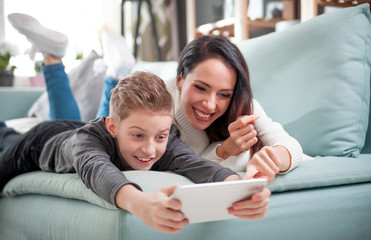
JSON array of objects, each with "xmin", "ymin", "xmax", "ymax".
[{"xmin": 1, "ymin": 4, "xmax": 371, "ymax": 240}]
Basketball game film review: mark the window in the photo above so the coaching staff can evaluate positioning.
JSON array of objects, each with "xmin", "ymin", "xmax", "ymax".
[{"xmin": 2, "ymin": 0, "xmax": 121, "ymax": 75}]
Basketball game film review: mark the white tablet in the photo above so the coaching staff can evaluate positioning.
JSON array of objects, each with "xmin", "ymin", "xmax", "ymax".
[{"xmin": 172, "ymin": 178, "xmax": 267, "ymax": 223}]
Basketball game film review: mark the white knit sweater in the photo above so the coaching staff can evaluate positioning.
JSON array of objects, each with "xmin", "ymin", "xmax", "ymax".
[{"xmin": 166, "ymin": 78, "xmax": 302, "ymax": 172}]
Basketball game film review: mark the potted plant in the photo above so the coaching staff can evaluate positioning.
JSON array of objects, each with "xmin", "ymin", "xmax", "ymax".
[{"xmin": 0, "ymin": 40, "xmax": 19, "ymax": 86}]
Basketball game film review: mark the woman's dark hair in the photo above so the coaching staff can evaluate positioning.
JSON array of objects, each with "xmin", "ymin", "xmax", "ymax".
[{"xmin": 177, "ymin": 35, "xmax": 262, "ymax": 155}]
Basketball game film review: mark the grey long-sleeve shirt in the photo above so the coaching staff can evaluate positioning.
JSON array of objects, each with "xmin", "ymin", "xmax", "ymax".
[{"xmin": 39, "ymin": 117, "xmax": 237, "ymax": 206}]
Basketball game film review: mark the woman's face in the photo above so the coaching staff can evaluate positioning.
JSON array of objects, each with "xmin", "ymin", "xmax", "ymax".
[{"xmin": 177, "ymin": 58, "xmax": 236, "ymax": 130}]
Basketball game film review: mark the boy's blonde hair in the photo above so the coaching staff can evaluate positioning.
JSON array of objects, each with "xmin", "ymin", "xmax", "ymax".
[{"xmin": 109, "ymin": 71, "xmax": 174, "ymax": 123}]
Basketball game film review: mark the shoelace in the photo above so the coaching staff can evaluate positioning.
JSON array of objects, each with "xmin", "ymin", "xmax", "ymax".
[{"xmin": 25, "ymin": 45, "xmax": 37, "ymax": 60}]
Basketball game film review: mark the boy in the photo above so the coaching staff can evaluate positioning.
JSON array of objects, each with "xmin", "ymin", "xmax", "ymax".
[{"xmin": 0, "ymin": 72, "xmax": 270, "ymax": 233}]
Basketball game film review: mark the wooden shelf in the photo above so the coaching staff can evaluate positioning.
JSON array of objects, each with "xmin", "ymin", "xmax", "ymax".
[
  {"xmin": 313, "ymin": 0, "xmax": 371, "ymax": 17},
  {"xmin": 249, "ymin": 18, "xmax": 286, "ymax": 29},
  {"xmin": 316, "ymin": 0, "xmax": 371, "ymax": 8},
  {"xmin": 195, "ymin": 17, "xmax": 287, "ymax": 38},
  {"xmin": 188, "ymin": 0, "xmax": 298, "ymax": 42}
]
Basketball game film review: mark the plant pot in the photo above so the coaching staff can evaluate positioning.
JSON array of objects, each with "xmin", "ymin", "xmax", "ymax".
[
  {"xmin": 30, "ymin": 73, "xmax": 46, "ymax": 87},
  {"xmin": 0, "ymin": 70, "xmax": 14, "ymax": 86}
]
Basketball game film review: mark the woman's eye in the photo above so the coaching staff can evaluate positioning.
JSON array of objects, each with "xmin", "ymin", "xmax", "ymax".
[
  {"xmin": 194, "ymin": 85, "xmax": 206, "ymax": 91},
  {"xmin": 219, "ymin": 93, "xmax": 232, "ymax": 99}
]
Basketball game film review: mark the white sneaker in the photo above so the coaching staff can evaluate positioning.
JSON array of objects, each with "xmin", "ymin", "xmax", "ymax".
[
  {"xmin": 101, "ymin": 28, "xmax": 136, "ymax": 80},
  {"xmin": 8, "ymin": 13, "xmax": 68, "ymax": 58}
]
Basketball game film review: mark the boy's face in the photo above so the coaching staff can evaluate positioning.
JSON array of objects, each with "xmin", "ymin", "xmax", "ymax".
[{"xmin": 106, "ymin": 109, "xmax": 173, "ymax": 170}]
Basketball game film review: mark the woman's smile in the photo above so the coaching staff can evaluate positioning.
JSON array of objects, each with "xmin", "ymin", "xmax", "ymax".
[{"xmin": 193, "ymin": 107, "xmax": 214, "ymax": 121}]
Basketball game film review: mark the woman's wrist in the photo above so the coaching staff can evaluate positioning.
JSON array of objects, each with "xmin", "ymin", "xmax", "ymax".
[
  {"xmin": 216, "ymin": 138, "xmax": 243, "ymax": 159},
  {"xmin": 273, "ymin": 145, "xmax": 292, "ymax": 173},
  {"xmin": 216, "ymin": 143, "xmax": 230, "ymax": 159}
]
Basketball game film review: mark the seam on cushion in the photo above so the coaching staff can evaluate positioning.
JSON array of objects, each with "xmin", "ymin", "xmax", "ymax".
[
  {"xmin": 358, "ymin": 22, "xmax": 371, "ymax": 153},
  {"xmin": 268, "ymin": 169, "xmax": 371, "ymax": 192}
]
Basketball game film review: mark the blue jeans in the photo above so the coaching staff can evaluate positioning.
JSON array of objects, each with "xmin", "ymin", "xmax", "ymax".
[
  {"xmin": 42, "ymin": 63, "xmax": 118, "ymax": 120},
  {"xmin": 42, "ymin": 63, "xmax": 81, "ymax": 120},
  {"xmin": 95, "ymin": 77, "xmax": 119, "ymax": 118}
]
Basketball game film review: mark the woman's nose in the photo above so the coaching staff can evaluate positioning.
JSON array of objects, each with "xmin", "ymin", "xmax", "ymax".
[{"xmin": 202, "ymin": 94, "xmax": 216, "ymax": 111}]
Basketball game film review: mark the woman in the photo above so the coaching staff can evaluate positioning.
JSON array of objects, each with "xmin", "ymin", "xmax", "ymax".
[
  {"xmin": 171, "ymin": 35, "xmax": 302, "ymax": 180},
  {"xmin": 8, "ymin": 13, "xmax": 302, "ymax": 182}
]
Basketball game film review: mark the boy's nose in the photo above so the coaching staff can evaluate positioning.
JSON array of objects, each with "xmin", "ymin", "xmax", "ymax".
[{"xmin": 141, "ymin": 140, "xmax": 156, "ymax": 156}]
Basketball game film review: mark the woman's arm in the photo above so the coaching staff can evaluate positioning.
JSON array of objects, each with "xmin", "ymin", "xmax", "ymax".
[
  {"xmin": 249, "ymin": 100, "xmax": 302, "ymax": 175},
  {"xmin": 202, "ymin": 99, "xmax": 302, "ymax": 177}
]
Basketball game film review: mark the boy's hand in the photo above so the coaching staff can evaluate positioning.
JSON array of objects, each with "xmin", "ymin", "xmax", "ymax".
[
  {"xmin": 224, "ymin": 175, "xmax": 270, "ymax": 220},
  {"xmin": 228, "ymin": 187, "xmax": 271, "ymax": 219},
  {"xmin": 116, "ymin": 184, "xmax": 188, "ymax": 234}
]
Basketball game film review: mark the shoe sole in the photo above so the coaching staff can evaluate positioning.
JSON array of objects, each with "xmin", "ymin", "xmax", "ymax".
[{"xmin": 8, "ymin": 13, "xmax": 68, "ymax": 57}]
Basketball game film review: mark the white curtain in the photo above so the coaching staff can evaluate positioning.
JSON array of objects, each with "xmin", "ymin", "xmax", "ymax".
[{"xmin": 0, "ymin": 0, "xmax": 5, "ymax": 41}]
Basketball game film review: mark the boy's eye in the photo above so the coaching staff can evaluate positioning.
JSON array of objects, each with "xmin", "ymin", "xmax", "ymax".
[
  {"xmin": 133, "ymin": 134, "xmax": 143, "ymax": 138},
  {"xmin": 156, "ymin": 135, "xmax": 168, "ymax": 140}
]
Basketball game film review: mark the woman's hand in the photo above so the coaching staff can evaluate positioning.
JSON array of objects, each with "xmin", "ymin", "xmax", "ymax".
[
  {"xmin": 228, "ymin": 187, "xmax": 271, "ymax": 219},
  {"xmin": 243, "ymin": 146, "xmax": 291, "ymax": 181},
  {"xmin": 116, "ymin": 184, "xmax": 189, "ymax": 233},
  {"xmin": 216, "ymin": 115, "xmax": 260, "ymax": 159}
]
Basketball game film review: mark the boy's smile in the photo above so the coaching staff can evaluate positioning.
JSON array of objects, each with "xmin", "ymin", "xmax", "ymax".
[{"xmin": 106, "ymin": 109, "xmax": 173, "ymax": 170}]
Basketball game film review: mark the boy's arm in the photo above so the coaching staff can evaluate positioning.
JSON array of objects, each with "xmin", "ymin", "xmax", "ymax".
[
  {"xmin": 154, "ymin": 126, "xmax": 238, "ymax": 183},
  {"xmin": 55, "ymin": 125, "xmax": 140, "ymax": 206},
  {"xmin": 115, "ymin": 184, "xmax": 189, "ymax": 233}
]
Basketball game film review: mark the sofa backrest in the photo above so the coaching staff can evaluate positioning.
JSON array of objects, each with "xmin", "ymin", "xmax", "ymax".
[
  {"xmin": 237, "ymin": 3, "xmax": 371, "ymax": 157},
  {"xmin": 0, "ymin": 87, "xmax": 44, "ymax": 121},
  {"xmin": 132, "ymin": 5, "xmax": 371, "ymax": 157}
]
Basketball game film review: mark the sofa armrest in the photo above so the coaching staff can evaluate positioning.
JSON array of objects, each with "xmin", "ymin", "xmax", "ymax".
[{"xmin": 0, "ymin": 87, "xmax": 44, "ymax": 121}]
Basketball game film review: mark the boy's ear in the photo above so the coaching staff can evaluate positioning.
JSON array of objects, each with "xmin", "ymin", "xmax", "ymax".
[{"xmin": 105, "ymin": 117, "xmax": 117, "ymax": 138}]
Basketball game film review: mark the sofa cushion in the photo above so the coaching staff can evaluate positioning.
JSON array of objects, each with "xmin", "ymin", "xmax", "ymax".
[
  {"xmin": 2, "ymin": 155, "xmax": 371, "ymax": 210},
  {"xmin": 1, "ymin": 171, "xmax": 194, "ymax": 210},
  {"xmin": 237, "ymin": 4, "xmax": 371, "ymax": 157}
]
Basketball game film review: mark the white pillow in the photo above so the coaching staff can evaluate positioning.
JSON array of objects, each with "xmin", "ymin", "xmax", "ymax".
[{"xmin": 27, "ymin": 50, "xmax": 105, "ymax": 122}]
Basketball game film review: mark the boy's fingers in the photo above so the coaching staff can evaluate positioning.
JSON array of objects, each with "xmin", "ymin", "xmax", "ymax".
[
  {"xmin": 160, "ymin": 205, "xmax": 185, "ymax": 221},
  {"xmin": 251, "ymin": 188, "xmax": 271, "ymax": 202},
  {"xmin": 161, "ymin": 184, "xmax": 183, "ymax": 210},
  {"xmin": 231, "ymin": 188, "xmax": 270, "ymax": 211},
  {"xmin": 161, "ymin": 184, "xmax": 179, "ymax": 196},
  {"xmin": 157, "ymin": 218, "xmax": 189, "ymax": 234}
]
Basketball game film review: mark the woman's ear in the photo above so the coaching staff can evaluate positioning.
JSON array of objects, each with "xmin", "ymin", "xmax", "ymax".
[
  {"xmin": 105, "ymin": 117, "xmax": 116, "ymax": 138},
  {"xmin": 176, "ymin": 74, "xmax": 183, "ymax": 91}
]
